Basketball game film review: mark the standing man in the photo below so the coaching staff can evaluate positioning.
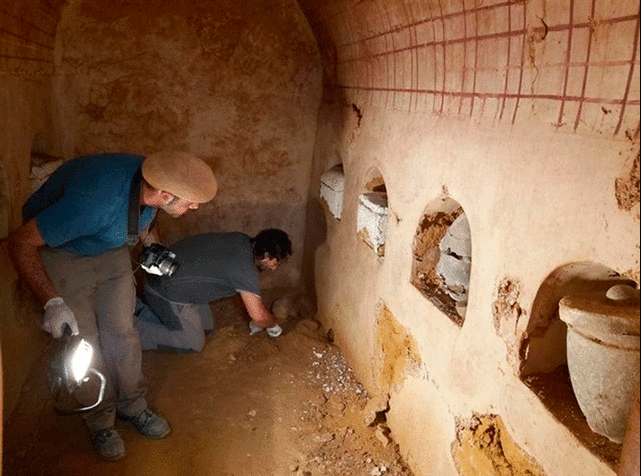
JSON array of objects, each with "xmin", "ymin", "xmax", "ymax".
[
  {"xmin": 5, "ymin": 151, "xmax": 217, "ymax": 461},
  {"xmin": 134, "ymin": 229, "xmax": 292, "ymax": 352}
]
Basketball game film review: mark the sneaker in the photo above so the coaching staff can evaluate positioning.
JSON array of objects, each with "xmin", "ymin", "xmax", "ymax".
[
  {"xmin": 89, "ymin": 428, "xmax": 126, "ymax": 461},
  {"xmin": 127, "ymin": 408, "xmax": 171, "ymax": 439}
]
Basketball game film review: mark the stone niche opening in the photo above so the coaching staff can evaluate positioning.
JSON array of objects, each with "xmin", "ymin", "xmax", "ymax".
[
  {"xmin": 319, "ymin": 163, "xmax": 344, "ymax": 220},
  {"xmin": 356, "ymin": 168, "xmax": 388, "ymax": 259},
  {"xmin": 30, "ymin": 150, "xmax": 63, "ymax": 194},
  {"xmin": 521, "ymin": 262, "xmax": 639, "ymax": 469},
  {"xmin": 410, "ymin": 197, "xmax": 471, "ymax": 327}
]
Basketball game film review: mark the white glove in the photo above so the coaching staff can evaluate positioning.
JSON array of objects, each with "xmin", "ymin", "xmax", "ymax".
[
  {"xmin": 266, "ymin": 324, "xmax": 283, "ymax": 337},
  {"xmin": 248, "ymin": 321, "xmax": 283, "ymax": 337},
  {"xmin": 43, "ymin": 297, "xmax": 79, "ymax": 338}
]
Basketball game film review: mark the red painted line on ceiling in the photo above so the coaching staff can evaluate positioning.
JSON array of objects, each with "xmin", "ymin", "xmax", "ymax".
[
  {"xmin": 615, "ymin": 14, "xmax": 640, "ymax": 136},
  {"xmin": 336, "ymin": 14, "xmax": 639, "ymax": 63},
  {"xmin": 574, "ymin": 0, "xmax": 598, "ymax": 131},
  {"xmin": 0, "ymin": 53, "xmax": 51, "ymax": 62},
  {"xmin": 557, "ymin": 0, "xmax": 576, "ymax": 127},
  {"xmin": 511, "ymin": 4, "xmax": 528, "ymax": 125},
  {"xmin": 0, "ymin": 26, "xmax": 54, "ymax": 49},
  {"xmin": 328, "ymin": 84, "xmax": 640, "ymax": 106}
]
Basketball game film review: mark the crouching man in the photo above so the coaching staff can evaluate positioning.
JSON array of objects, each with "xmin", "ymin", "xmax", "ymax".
[
  {"xmin": 5, "ymin": 151, "xmax": 217, "ymax": 461},
  {"xmin": 134, "ymin": 229, "xmax": 292, "ymax": 352}
]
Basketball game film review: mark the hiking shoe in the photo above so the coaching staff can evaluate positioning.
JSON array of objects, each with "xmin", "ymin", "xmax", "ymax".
[
  {"xmin": 127, "ymin": 408, "xmax": 171, "ymax": 439},
  {"xmin": 89, "ymin": 428, "xmax": 126, "ymax": 461}
]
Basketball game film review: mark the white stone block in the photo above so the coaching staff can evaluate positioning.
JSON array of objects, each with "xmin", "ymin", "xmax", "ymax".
[
  {"xmin": 30, "ymin": 160, "xmax": 63, "ymax": 193},
  {"xmin": 439, "ymin": 214, "xmax": 471, "ymax": 258},
  {"xmin": 320, "ymin": 164, "xmax": 345, "ymax": 220},
  {"xmin": 436, "ymin": 213, "xmax": 472, "ymax": 304},
  {"xmin": 436, "ymin": 254, "xmax": 471, "ymax": 303},
  {"xmin": 357, "ymin": 192, "xmax": 388, "ymax": 256}
]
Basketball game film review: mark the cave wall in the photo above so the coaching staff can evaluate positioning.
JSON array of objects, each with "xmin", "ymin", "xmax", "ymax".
[
  {"xmin": 299, "ymin": 0, "xmax": 640, "ymax": 475},
  {"xmin": 53, "ymin": 0, "xmax": 322, "ymax": 289},
  {"xmin": 1, "ymin": 0, "xmax": 321, "ymax": 422},
  {"xmin": 0, "ymin": 0, "xmax": 66, "ymax": 426},
  {"xmin": 1, "ymin": 0, "xmax": 640, "ymax": 475}
]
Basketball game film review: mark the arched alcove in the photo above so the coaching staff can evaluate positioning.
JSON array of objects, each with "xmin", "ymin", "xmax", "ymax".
[
  {"xmin": 522, "ymin": 263, "xmax": 635, "ymax": 376},
  {"xmin": 356, "ymin": 168, "xmax": 388, "ymax": 259},
  {"xmin": 410, "ymin": 196, "xmax": 472, "ymax": 327},
  {"xmin": 521, "ymin": 262, "xmax": 638, "ymax": 468},
  {"xmin": 30, "ymin": 150, "xmax": 63, "ymax": 194}
]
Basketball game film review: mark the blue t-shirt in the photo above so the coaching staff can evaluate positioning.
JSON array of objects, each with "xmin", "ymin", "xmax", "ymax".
[
  {"xmin": 23, "ymin": 153, "xmax": 156, "ymax": 256},
  {"xmin": 146, "ymin": 232, "xmax": 260, "ymax": 304}
]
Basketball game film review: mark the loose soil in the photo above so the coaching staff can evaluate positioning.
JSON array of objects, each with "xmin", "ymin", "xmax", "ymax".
[{"xmin": 4, "ymin": 296, "xmax": 414, "ymax": 476}]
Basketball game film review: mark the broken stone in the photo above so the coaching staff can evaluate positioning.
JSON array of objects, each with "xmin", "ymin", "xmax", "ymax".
[
  {"xmin": 272, "ymin": 293, "xmax": 315, "ymax": 321},
  {"xmin": 314, "ymin": 432, "xmax": 335, "ymax": 443},
  {"xmin": 371, "ymin": 466, "xmax": 389, "ymax": 476},
  {"xmin": 375, "ymin": 424, "xmax": 391, "ymax": 447},
  {"xmin": 363, "ymin": 393, "xmax": 390, "ymax": 426}
]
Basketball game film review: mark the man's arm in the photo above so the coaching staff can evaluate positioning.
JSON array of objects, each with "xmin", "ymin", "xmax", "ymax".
[
  {"xmin": 6, "ymin": 218, "xmax": 79, "ymax": 337},
  {"xmin": 239, "ymin": 291, "xmax": 277, "ymax": 328},
  {"xmin": 5, "ymin": 218, "xmax": 57, "ymax": 306}
]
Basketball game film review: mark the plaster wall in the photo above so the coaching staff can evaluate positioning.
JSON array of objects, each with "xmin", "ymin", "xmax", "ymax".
[
  {"xmin": 1, "ymin": 0, "xmax": 321, "ymax": 422},
  {"xmin": 1, "ymin": 0, "xmax": 640, "ymax": 475},
  {"xmin": 301, "ymin": 0, "xmax": 640, "ymax": 474},
  {"xmin": 1, "ymin": 0, "xmax": 65, "ymax": 423},
  {"xmin": 52, "ymin": 0, "xmax": 322, "ymax": 289}
]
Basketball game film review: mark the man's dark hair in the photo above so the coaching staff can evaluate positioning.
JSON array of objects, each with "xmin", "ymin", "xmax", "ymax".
[{"xmin": 251, "ymin": 229, "xmax": 292, "ymax": 262}]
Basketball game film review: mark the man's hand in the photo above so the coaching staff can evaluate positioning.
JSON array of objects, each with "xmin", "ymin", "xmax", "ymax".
[
  {"xmin": 266, "ymin": 324, "xmax": 283, "ymax": 337},
  {"xmin": 240, "ymin": 291, "xmax": 277, "ymax": 327},
  {"xmin": 43, "ymin": 297, "xmax": 79, "ymax": 338}
]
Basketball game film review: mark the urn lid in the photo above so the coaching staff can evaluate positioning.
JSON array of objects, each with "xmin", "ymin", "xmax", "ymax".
[{"xmin": 559, "ymin": 284, "xmax": 640, "ymax": 337}]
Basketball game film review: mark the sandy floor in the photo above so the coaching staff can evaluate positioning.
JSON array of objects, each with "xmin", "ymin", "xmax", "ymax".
[{"xmin": 4, "ymin": 296, "xmax": 414, "ymax": 476}]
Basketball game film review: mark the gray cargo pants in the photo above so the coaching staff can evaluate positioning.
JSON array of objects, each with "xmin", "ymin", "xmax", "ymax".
[
  {"xmin": 134, "ymin": 283, "xmax": 214, "ymax": 353},
  {"xmin": 40, "ymin": 246, "xmax": 147, "ymax": 430}
]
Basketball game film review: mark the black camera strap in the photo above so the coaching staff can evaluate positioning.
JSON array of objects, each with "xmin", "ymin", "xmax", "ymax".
[{"xmin": 126, "ymin": 167, "xmax": 143, "ymax": 247}]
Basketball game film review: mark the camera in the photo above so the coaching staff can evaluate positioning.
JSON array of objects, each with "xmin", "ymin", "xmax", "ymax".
[{"xmin": 139, "ymin": 243, "xmax": 180, "ymax": 277}]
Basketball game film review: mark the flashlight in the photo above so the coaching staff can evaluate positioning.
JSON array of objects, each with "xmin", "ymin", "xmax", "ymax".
[
  {"xmin": 48, "ymin": 325, "xmax": 106, "ymax": 414},
  {"xmin": 69, "ymin": 337, "xmax": 93, "ymax": 383}
]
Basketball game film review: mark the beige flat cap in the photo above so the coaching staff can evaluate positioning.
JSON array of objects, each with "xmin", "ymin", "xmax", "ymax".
[{"xmin": 142, "ymin": 151, "xmax": 217, "ymax": 203}]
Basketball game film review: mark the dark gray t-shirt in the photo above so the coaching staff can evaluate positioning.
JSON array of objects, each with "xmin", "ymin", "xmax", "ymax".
[{"xmin": 146, "ymin": 232, "xmax": 260, "ymax": 304}]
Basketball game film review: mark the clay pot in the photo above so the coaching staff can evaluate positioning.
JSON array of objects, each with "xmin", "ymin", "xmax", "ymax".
[{"xmin": 559, "ymin": 284, "xmax": 640, "ymax": 443}]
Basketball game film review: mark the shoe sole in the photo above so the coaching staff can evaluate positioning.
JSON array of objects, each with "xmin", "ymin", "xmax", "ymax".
[
  {"xmin": 117, "ymin": 411, "xmax": 171, "ymax": 439},
  {"xmin": 98, "ymin": 451, "xmax": 126, "ymax": 462},
  {"xmin": 137, "ymin": 427, "xmax": 171, "ymax": 439}
]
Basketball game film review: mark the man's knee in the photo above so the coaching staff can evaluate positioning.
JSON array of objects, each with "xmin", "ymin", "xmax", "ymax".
[{"xmin": 186, "ymin": 333, "xmax": 206, "ymax": 352}]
